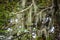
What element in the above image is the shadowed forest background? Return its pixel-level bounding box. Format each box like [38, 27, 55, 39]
[0, 0, 60, 40]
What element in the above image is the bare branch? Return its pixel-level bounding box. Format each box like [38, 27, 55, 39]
[15, 3, 33, 14]
[37, 6, 53, 21]
[32, 0, 38, 13]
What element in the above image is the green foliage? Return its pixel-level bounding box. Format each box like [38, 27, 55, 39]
[0, 0, 20, 27]
[36, 0, 52, 9]
[0, 0, 55, 40]
[36, 36, 42, 40]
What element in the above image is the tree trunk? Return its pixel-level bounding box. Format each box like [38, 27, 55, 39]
[53, 0, 60, 40]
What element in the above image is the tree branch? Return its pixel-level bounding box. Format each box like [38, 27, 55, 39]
[15, 3, 33, 14]
[37, 6, 53, 21]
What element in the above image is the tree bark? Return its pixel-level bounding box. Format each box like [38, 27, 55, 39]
[53, 0, 60, 40]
